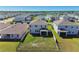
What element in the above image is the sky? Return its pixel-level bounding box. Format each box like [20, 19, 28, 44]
[0, 6, 79, 11]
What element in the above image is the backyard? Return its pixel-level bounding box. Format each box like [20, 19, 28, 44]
[17, 33, 59, 52]
[47, 23, 79, 52]
[61, 38, 79, 52]
[49, 21, 79, 52]
[0, 42, 19, 52]
[16, 22, 79, 52]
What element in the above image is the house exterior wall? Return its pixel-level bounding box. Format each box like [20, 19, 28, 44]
[29, 24, 47, 34]
[0, 31, 26, 40]
[0, 34, 20, 39]
[58, 25, 79, 35]
[10, 34, 20, 39]
[14, 16, 25, 21]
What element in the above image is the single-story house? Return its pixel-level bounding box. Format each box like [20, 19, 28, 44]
[0, 17, 15, 24]
[0, 23, 28, 41]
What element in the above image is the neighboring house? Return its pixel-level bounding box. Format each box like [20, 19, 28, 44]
[36, 15, 46, 20]
[59, 14, 79, 21]
[0, 23, 28, 41]
[14, 14, 29, 23]
[14, 14, 32, 24]
[36, 15, 55, 22]
[45, 15, 51, 21]
[0, 15, 6, 20]
[14, 15, 25, 22]
[29, 19, 52, 36]
[25, 16, 32, 24]
[53, 19, 79, 37]
[51, 17, 56, 22]
[59, 15, 69, 20]
[0, 17, 15, 24]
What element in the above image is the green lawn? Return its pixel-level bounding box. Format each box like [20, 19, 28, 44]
[17, 22, 79, 52]
[17, 33, 59, 52]
[61, 38, 79, 52]
[47, 24, 63, 51]
[47, 24, 79, 51]
[47, 24, 62, 43]
[0, 42, 19, 52]
[47, 22, 79, 52]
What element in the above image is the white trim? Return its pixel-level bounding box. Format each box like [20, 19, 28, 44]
[40, 30, 48, 36]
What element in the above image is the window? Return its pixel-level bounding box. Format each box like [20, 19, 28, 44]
[76, 26, 78, 29]
[41, 25, 42, 28]
[72, 32, 74, 33]
[60, 28, 65, 30]
[29, 25, 31, 27]
[12, 34, 13, 37]
[68, 31, 71, 33]
[30, 29, 31, 32]
[35, 25, 37, 27]
[35, 30, 39, 32]
[7, 34, 10, 37]
[17, 35, 19, 37]
[45, 25, 46, 28]
[41, 25, 46, 28]
[65, 26, 68, 28]
[71, 26, 73, 28]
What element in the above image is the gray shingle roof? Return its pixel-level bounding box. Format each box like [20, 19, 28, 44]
[54, 19, 79, 26]
[30, 19, 47, 25]
[0, 23, 10, 30]
[0, 23, 28, 34]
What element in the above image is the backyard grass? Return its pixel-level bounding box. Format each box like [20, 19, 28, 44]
[47, 24, 62, 43]
[47, 24, 64, 51]
[0, 42, 19, 52]
[17, 22, 79, 52]
[17, 33, 59, 52]
[47, 22, 79, 52]
[61, 38, 79, 52]
[47, 24, 79, 51]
